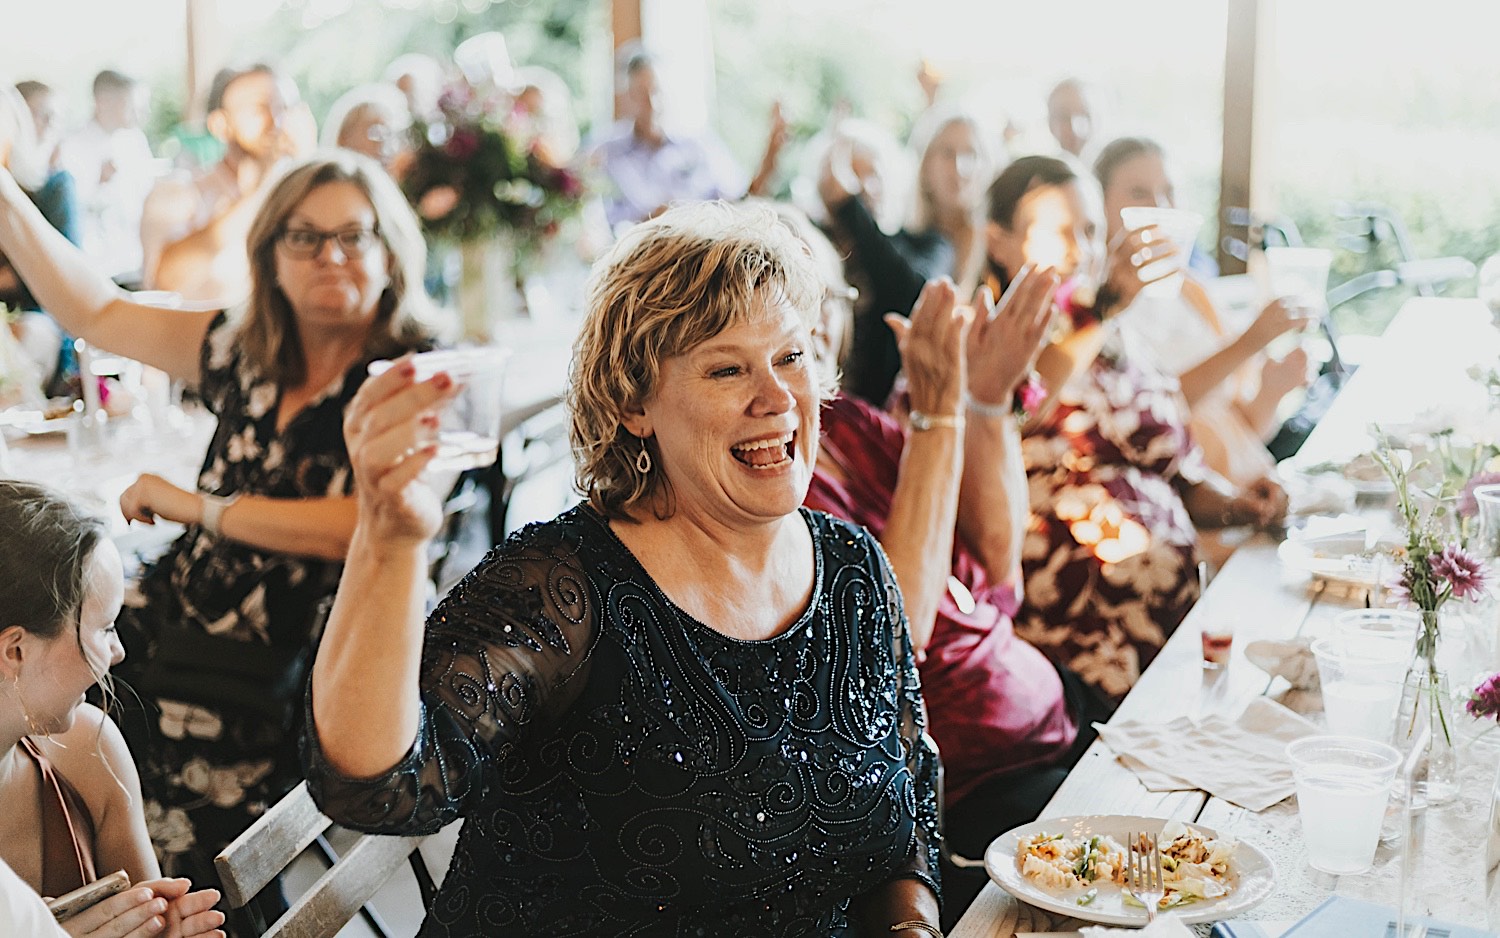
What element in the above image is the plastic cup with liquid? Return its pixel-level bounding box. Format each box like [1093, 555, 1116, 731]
[1119, 206, 1203, 299]
[368, 347, 509, 471]
[1287, 735, 1402, 875]
[1311, 636, 1408, 742]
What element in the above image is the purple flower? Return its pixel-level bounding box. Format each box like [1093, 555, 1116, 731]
[1431, 543, 1488, 601]
[1460, 470, 1500, 518]
[1469, 671, 1500, 721]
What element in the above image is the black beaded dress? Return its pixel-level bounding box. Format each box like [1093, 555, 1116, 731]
[303, 504, 940, 937]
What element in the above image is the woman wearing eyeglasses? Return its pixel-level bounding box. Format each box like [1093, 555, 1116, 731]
[0, 151, 438, 930]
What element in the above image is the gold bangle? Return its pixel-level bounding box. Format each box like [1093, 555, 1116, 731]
[908, 411, 964, 432]
[889, 922, 943, 937]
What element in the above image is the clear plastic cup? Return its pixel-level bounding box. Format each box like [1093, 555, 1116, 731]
[1265, 246, 1332, 316]
[368, 347, 510, 471]
[1332, 609, 1420, 654]
[1311, 637, 1408, 742]
[1119, 206, 1203, 299]
[1287, 735, 1402, 875]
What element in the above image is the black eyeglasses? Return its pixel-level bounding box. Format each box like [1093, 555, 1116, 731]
[277, 227, 381, 259]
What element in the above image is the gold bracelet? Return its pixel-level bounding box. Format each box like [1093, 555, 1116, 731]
[908, 411, 964, 432]
[889, 921, 943, 937]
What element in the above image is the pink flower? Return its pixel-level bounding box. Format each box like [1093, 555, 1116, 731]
[445, 128, 480, 160]
[1015, 372, 1047, 418]
[1431, 543, 1488, 601]
[1469, 671, 1500, 721]
[417, 185, 461, 220]
[1460, 471, 1500, 518]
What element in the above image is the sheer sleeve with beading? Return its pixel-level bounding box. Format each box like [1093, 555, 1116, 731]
[303, 524, 601, 834]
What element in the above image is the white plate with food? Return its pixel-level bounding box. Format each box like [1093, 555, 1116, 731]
[984, 815, 1275, 927]
[1285, 452, 1395, 496]
[1277, 524, 1402, 588]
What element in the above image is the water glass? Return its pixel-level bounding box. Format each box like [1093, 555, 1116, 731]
[368, 347, 509, 472]
[1119, 206, 1203, 299]
[1287, 735, 1402, 875]
[1311, 637, 1408, 742]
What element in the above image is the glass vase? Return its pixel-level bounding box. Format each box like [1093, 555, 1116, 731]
[1399, 610, 1460, 805]
[457, 235, 521, 342]
[1488, 754, 1500, 930]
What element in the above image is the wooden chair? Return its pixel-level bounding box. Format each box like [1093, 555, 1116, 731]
[215, 781, 433, 938]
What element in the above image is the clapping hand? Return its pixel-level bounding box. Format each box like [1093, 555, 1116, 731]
[342, 356, 460, 547]
[884, 279, 971, 420]
[966, 264, 1060, 409]
[60, 879, 224, 938]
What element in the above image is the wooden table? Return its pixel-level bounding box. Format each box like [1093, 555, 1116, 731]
[951, 298, 1500, 936]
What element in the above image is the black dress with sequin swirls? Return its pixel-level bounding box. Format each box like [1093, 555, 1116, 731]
[303, 505, 940, 937]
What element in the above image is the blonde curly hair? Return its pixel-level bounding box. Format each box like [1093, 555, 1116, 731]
[570, 200, 825, 521]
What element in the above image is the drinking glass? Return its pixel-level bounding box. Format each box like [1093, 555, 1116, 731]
[1311, 637, 1408, 742]
[1287, 735, 1402, 875]
[368, 347, 509, 472]
[1119, 206, 1203, 299]
[1333, 609, 1420, 653]
[1474, 484, 1500, 559]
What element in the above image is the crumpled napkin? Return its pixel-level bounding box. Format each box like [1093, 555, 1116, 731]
[1080, 917, 1196, 937]
[1094, 697, 1319, 811]
[1244, 636, 1319, 689]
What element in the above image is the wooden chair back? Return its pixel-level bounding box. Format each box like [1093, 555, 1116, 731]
[215, 781, 429, 938]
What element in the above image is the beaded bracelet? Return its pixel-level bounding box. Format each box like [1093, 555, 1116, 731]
[888, 921, 943, 937]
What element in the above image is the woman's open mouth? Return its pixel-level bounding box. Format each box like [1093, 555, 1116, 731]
[730, 431, 796, 471]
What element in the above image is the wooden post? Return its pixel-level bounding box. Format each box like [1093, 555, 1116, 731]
[1218, 0, 1276, 274]
[185, 0, 225, 124]
[610, 0, 643, 120]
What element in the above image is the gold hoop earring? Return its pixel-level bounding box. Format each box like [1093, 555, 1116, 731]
[635, 438, 652, 475]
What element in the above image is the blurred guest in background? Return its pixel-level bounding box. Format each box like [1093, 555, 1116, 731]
[322, 83, 412, 179]
[59, 70, 157, 285]
[818, 109, 994, 405]
[589, 46, 784, 234]
[1046, 77, 1099, 163]
[141, 64, 314, 304]
[982, 156, 1285, 707]
[1095, 136, 1312, 491]
[382, 53, 446, 124]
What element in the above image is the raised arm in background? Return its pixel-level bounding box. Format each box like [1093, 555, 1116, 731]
[0, 167, 215, 383]
[957, 267, 1059, 584]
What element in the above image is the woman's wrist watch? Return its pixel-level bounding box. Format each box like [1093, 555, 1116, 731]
[200, 493, 240, 536]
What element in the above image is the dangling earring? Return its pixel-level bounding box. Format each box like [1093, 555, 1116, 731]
[635, 437, 652, 475]
[11, 680, 47, 739]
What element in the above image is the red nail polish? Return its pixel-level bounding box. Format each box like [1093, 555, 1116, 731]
[435, 372, 454, 390]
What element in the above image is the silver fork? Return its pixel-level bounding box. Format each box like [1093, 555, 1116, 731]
[1125, 831, 1165, 923]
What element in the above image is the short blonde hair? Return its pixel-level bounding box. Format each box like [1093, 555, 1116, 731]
[241, 151, 437, 386]
[570, 200, 823, 521]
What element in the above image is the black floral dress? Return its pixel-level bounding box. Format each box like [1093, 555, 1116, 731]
[303, 505, 941, 937]
[116, 312, 417, 886]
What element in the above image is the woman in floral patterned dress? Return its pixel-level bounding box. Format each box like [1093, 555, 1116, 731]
[0, 152, 437, 930]
[979, 156, 1287, 706]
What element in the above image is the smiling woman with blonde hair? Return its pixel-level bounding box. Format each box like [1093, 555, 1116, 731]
[305, 200, 943, 937]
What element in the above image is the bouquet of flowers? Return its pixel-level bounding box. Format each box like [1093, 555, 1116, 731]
[402, 82, 584, 261]
[1374, 438, 1489, 745]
